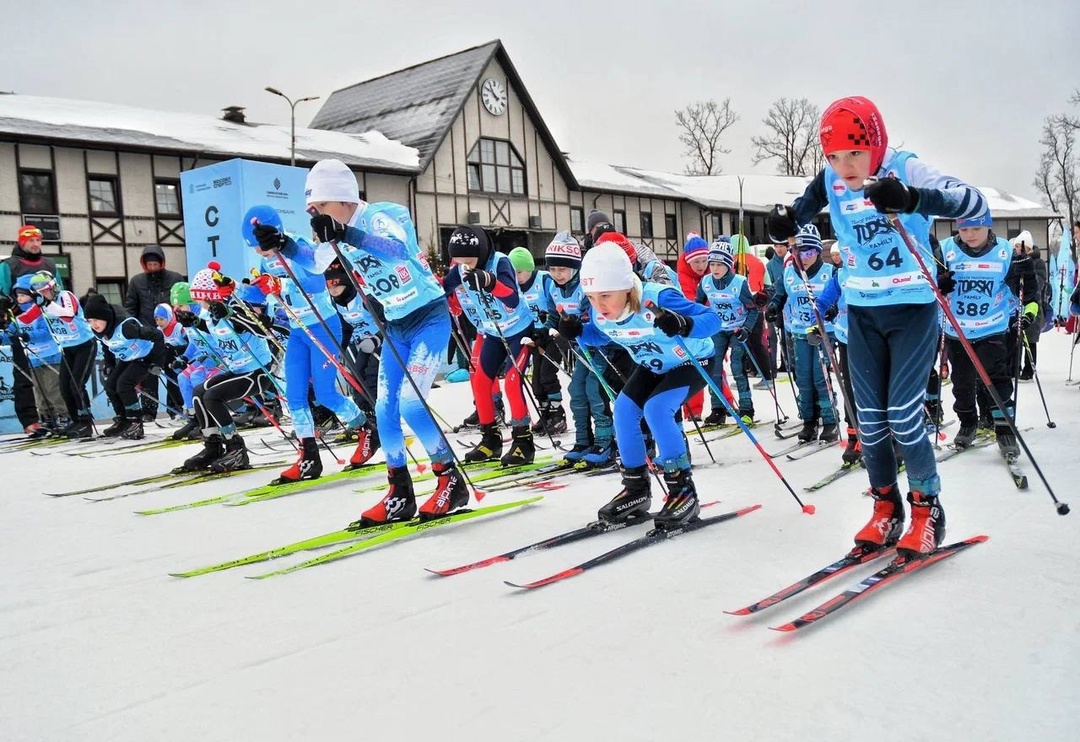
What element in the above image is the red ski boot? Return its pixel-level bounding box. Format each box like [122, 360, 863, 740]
[276, 437, 323, 483]
[355, 467, 416, 527]
[896, 491, 946, 558]
[418, 461, 470, 520]
[854, 484, 904, 548]
[347, 421, 381, 469]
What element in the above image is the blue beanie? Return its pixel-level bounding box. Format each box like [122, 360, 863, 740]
[683, 234, 709, 259]
[708, 239, 734, 269]
[153, 303, 174, 323]
[957, 211, 993, 229]
[795, 224, 823, 253]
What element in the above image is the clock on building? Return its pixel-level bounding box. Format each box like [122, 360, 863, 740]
[481, 78, 507, 116]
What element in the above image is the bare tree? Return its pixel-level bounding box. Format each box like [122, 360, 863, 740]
[1034, 108, 1080, 260]
[750, 97, 823, 176]
[675, 98, 739, 176]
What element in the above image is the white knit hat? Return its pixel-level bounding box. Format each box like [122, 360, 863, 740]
[579, 242, 635, 293]
[305, 159, 360, 204]
[189, 267, 221, 302]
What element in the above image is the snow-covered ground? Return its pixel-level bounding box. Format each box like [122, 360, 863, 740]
[3, 333, 1079, 742]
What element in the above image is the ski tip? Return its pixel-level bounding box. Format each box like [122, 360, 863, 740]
[741, 504, 764, 515]
[424, 567, 452, 577]
[769, 624, 797, 633]
[724, 608, 752, 616]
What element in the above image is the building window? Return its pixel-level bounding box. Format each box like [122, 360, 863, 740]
[1004, 220, 1022, 239]
[570, 207, 584, 234]
[466, 138, 527, 196]
[19, 170, 56, 214]
[640, 212, 653, 239]
[88, 177, 120, 216]
[710, 214, 722, 238]
[614, 210, 626, 234]
[155, 180, 181, 216]
[664, 213, 678, 239]
[95, 280, 125, 306]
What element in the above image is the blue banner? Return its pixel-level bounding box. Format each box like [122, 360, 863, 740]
[180, 159, 311, 282]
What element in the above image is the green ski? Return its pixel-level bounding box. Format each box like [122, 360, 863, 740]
[247, 496, 544, 579]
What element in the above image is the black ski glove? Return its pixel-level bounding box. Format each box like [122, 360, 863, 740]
[765, 305, 780, 323]
[174, 309, 198, 328]
[558, 313, 584, 340]
[208, 302, 229, 321]
[865, 178, 920, 214]
[937, 269, 957, 295]
[767, 205, 798, 243]
[653, 308, 693, 337]
[253, 223, 287, 251]
[310, 214, 346, 243]
[823, 304, 839, 322]
[465, 269, 497, 292]
[734, 327, 750, 342]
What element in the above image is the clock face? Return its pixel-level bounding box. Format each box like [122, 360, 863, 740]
[481, 78, 507, 116]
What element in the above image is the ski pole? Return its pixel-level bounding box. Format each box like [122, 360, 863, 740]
[738, 335, 788, 424]
[661, 328, 814, 515]
[1022, 332, 1056, 429]
[644, 300, 811, 511]
[889, 214, 1068, 516]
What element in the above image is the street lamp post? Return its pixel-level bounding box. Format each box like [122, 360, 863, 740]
[265, 86, 320, 167]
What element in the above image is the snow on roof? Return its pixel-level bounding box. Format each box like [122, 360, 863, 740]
[567, 160, 684, 199]
[0, 94, 419, 172]
[978, 186, 1060, 220]
[571, 160, 1059, 219]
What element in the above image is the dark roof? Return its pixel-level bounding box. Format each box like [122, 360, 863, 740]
[310, 40, 577, 186]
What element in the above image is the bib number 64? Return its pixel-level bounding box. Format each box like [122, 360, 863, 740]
[867, 247, 903, 271]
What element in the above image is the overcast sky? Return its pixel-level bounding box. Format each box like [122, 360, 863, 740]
[5, 0, 1078, 201]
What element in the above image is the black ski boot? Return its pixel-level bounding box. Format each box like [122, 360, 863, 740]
[531, 402, 553, 436]
[654, 468, 701, 529]
[457, 408, 480, 431]
[102, 416, 126, 437]
[500, 426, 535, 467]
[172, 417, 200, 441]
[819, 422, 840, 443]
[996, 427, 1020, 459]
[277, 437, 323, 483]
[703, 409, 727, 427]
[797, 419, 818, 443]
[210, 435, 250, 473]
[598, 466, 652, 524]
[356, 466, 417, 526]
[546, 405, 568, 435]
[62, 417, 94, 439]
[464, 423, 502, 463]
[953, 424, 978, 449]
[841, 427, 861, 465]
[120, 419, 144, 440]
[179, 434, 225, 472]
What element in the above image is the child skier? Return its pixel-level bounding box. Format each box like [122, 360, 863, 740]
[696, 238, 759, 424]
[9, 275, 67, 431]
[177, 265, 276, 472]
[443, 225, 536, 466]
[938, 212, 1037, 455]
[82, 294, 167, 439]
[560, 242, 720, 527]
[511, 246, 566, 436]
[767, 95, 989, 557]
[22, 271, 97, 438]
[815, 247, 859, 464]
[542, 232, 608, 466]
[765, 224, 839, 443]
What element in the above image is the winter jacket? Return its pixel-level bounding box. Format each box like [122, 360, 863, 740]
[0, 244, 64, 296]
[124, 245, 184, 326]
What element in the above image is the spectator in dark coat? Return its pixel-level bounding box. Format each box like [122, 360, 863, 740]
[124, 245, 183, 419]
